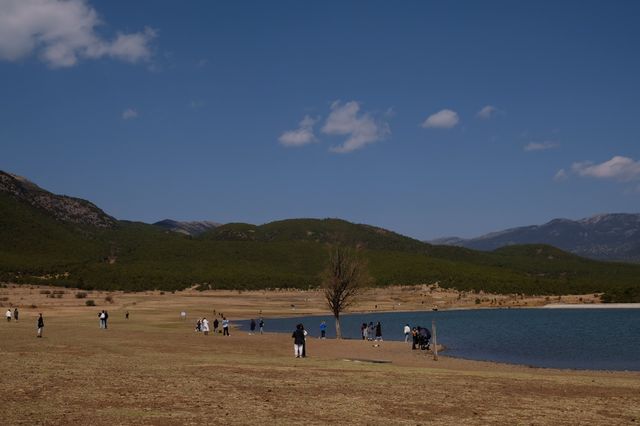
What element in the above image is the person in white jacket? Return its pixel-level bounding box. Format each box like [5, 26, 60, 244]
[202, 318, 210, 336]
[6, 309, 12, 322]
[404, 324, 411, 343]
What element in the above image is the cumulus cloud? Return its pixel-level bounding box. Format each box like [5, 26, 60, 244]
[524, 141, 558, 152]
[122, 108, 138, 120]
[0, 0, 156, 67]
[476, 105, 498, 119]
[279, 115, 318, 147]
[421, 109, 459, 129]
[570, 156, 640, 182]
[322, 101, 390, 153]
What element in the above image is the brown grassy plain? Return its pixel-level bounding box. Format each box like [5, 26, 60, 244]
[0, 285, 638, 425]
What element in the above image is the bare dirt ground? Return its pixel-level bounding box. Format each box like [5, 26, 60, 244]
[0, 284, 638, 425]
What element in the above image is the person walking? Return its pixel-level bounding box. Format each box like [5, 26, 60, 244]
[249, 318, 256, 335]
[259, 318, 264, 334]
[213, 318, 219, 333]
[368, 322, 375, 341]
[202, 318, 210, 336]
[36, 313, 44, 338]
[319, 321, 327, 339]
[375, 321, 383, 341]
[13, 308, 19, 321]
[292, 324, 305, 358]
[6, 308, 12, 322]
[222, 317, 230, 336]
[195, 319, 202, 332]
[403, 324, 411, 343]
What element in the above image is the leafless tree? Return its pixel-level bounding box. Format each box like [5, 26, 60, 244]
[322, 247, 370, 339]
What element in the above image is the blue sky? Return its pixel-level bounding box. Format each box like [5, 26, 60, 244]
[1, 0, 639, 239]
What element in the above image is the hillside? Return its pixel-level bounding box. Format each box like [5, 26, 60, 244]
[432, 214, 640, 262]
[1, 171, 640, 302]
[154, 219, 220, 236]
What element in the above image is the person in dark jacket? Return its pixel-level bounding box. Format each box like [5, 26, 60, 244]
[249, 318, 256, 335]
[292, 324, 306, 358]
[375, 321, 383, 341]
[13, 308, 19, 321]
[412, 327, 419, 350]
[37, 313, 44, 338]
[213, 318, 219, 333]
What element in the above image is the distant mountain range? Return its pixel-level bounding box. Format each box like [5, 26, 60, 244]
[1, 169, 640, 302]
[154, 219, 220, 236]
[0, 171, 116, 228]
[431, 214, 640, 262]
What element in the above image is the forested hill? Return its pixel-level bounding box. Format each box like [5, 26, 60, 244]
[1, 171, 639, 302]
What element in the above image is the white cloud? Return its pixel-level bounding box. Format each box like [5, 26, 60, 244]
[122, 108, 138, 120]
[421, 109, 459, 129]
[279, 115, 318, 147]
[554, 169, 567, 181]
[524, 141, 558, 152]
[322, 101, 390, 153]
[476, 105, 497, 119]
[571, 156, 640, 181]
[0, 0, 156, 68]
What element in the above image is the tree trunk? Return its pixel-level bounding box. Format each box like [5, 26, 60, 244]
[334, 315, 342, 339]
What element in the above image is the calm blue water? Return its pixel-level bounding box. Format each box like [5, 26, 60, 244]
[240, 309, 640, 371]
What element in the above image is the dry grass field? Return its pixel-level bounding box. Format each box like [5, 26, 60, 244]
[0, 285, 638, 425]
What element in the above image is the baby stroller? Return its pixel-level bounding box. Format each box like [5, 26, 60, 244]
[417, 326, 431, 350]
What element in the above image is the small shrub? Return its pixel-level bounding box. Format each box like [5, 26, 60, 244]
[55, 294, 63, 299]
[159, 291, 165, 295]
[475, 298, 481, 304]
[40, 290, 51, 295]
[0, 297, 8, 301]
[53, 290, 66, 295]
[105, 296, 114, 303]
[75, 292, 88, 299]
[30, 304, 37, 308]
[85, 300, 96, 306]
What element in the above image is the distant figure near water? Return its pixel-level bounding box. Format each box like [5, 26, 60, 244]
[259, 318, 264, 334]
[320, 321, 327, 339]
[222, 317, 230, 336]
[249, 318, 256, 335]
[292, 324, 305, 358]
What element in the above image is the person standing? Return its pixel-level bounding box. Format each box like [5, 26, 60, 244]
[36, 313, 44, 338]
[13, 308, 19, 321]
[361, 323, 367, 340]
[259, 318, 264, 334]
[368, 322, 375, 341]
[213, 318, 219, 333]
[222, 317, 230, 336]
[6, 308, 12, 322]
[403, 324, 411, 343]
[375, 321, 383, 341]
[292, 324, 305, 358]
[104, 311, 109, 329]
[125, 311, 129, 320]
[302, 324, 308, 357]
[202, 318, 210, 336]
[249, 318, 256, 335]
[319, 321, 327, 339]
[99, 311, 105, 329]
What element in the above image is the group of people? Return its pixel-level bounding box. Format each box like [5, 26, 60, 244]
[5, 309, 44, 337]
[248, 318, 264, 334]
[360, 321, 383, 341]
[5, 308, 18, 322]
[195, 315, 230, 336]
[404, 324, 431, 350]
[98, 310, 109, 329]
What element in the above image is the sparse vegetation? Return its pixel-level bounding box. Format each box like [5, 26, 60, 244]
[75, 292, 88, 299]
[85, 299, 96, 306]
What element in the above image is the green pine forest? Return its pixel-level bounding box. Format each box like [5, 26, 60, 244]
[1, 192, 639, 302]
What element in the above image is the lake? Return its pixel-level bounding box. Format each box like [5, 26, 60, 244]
[240, 308, 640, 371]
